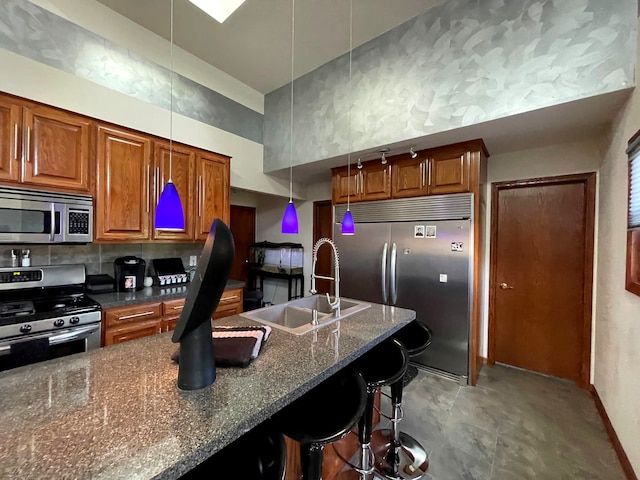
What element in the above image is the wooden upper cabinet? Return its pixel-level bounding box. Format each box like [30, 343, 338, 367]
[360, 162, 391, 201]
[22, 105, 90, 192]
[0, 97, 21, 183]
[391, 154, 428, 198]
[332, 165, 359, 204]
[196, 151, 230, 240]
[95, 125, 152, 241]
[428, 147, 470, 195]
[153, 141, 195, 241]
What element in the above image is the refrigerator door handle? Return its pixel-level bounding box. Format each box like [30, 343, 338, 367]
[390, 242, 398, 305]
[381, 242, 388, 304]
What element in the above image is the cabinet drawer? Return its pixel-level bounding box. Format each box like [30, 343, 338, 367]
[162, 298, 186, 316]
[213, 288, 243, 320]
[103, 319, 162, 346]
[104, 302, 162, 328]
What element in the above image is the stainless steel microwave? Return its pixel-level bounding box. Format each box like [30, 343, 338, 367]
[0, 186, 93, 244]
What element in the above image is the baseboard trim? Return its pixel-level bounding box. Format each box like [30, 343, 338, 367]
[589, 385, 638, 480]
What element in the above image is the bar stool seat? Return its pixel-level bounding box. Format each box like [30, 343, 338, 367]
[275, 370, 367, 480]
[180, 420, 286, 479]
[334, 338, 409, 479]
[374, 321, 432, 480]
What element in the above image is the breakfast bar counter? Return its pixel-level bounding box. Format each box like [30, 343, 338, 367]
[0, 303, 415, 479]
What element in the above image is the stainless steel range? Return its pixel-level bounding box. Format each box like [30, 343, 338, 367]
[0, 264, 101, 371]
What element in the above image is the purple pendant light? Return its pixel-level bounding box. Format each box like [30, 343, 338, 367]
[341, 0, 355, 236]
[281, 0, 299, 234]
[155, 0, 185, 231]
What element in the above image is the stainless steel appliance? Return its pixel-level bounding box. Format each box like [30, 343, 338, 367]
[334, 194, 473, 383]
[0, 264, 101, 371]
[0, 186, 93, 244]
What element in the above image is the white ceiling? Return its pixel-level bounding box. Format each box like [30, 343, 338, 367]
[96, 0, 443, 94]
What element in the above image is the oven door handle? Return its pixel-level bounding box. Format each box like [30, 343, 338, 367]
[0, 324, 101, 356]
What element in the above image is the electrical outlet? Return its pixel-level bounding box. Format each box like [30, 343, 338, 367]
[189, 255, 197, 267]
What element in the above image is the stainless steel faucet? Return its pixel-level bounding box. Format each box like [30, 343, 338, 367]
[310, 238, 340, 321]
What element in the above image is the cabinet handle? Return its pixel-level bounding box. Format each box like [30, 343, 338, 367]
[198, 175, 203, 217]
[13, 124, 19, 161]
[146, 164, 151, 213]
[427, 162, 432, 186]
[360, 172, 364, 194]
[165, 325, 169, 332]
[118, 311, 155, 321]
[221, 295, 239, 301]
[155, 167, 159, 198]
[25, 126, 31, 162]
[419, 163, 424, 188]
[158, 327, 162, 334]
[172, 305, 184, 310]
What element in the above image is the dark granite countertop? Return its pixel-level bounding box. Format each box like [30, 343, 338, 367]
[89, 280, 245, 309]
[0, 303, 415, 479]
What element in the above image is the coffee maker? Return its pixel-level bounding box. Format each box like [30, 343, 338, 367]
[114, 256, 146, 291]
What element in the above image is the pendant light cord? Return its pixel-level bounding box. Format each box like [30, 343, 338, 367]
[169, 0, 174, 182]
[346, 0, 352, 211]
[289, 0, 295, 203]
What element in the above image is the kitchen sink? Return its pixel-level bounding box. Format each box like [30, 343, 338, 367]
[240, 295, 371, 335]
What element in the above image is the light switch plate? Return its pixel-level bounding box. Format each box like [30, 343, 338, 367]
[189, 255, 197, 266]
[439, 274, 448, 283]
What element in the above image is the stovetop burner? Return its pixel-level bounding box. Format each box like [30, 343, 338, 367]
[0, 301, 35, 318]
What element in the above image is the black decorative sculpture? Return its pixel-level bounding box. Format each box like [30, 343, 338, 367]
[172, 219, 235, 390]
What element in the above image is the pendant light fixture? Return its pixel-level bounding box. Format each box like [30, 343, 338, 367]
[155, 0, 185, 231]
[341, 0, 355, 235]
[281, 0, 299, 234]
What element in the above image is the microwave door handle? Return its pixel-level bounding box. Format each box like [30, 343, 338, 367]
[50, 203, 56, 241]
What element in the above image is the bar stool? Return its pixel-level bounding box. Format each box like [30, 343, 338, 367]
[180, 420, 286, 479]
[374, 321, 432, 480]
[334, 338, 409, 479]
[274, 370, 367, 480]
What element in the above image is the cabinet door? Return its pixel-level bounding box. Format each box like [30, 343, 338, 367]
[23, 105, 90, 192]
[162, 298, 186, 317]
[152, 141, 195, 241]
[331, 166, 360, 204]
[96, 125, 152, 241]
[0, 97, 21, 183]
[195, 152, 230, 240]
[104, 319, 162, 346]
[161, 316, 180, 333]
[360, 163, 391, 201]
[392, 156, 428, 198]
[428, 149, 470, 195]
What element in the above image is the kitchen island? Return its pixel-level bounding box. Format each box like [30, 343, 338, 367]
[0, 303, 415, 479]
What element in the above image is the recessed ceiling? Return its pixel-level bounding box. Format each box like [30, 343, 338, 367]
[96, 0, 443, 94]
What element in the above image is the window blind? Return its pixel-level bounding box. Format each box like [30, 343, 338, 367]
[631, 154, 640, 228]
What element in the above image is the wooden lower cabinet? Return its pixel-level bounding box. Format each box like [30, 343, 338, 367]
[102, 291, 242, 346]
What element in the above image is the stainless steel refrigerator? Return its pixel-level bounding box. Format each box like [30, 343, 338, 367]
[334, 194, 473, 382]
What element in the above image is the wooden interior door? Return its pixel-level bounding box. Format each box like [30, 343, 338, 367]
[313, 200, 333, 295]
[229, 205, 256, 284]
[152, 141, 195, 241]
[489, 174, 595, 385]
[0, 97, 21, 183]
[23, 105, 90, 192]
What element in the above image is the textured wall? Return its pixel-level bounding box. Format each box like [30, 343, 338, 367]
[264, 0, 636, 172]
[0, 0, 263, 144]
[594, 16, 640, 473]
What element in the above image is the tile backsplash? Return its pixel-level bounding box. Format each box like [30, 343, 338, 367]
[0, 243, 204, 276]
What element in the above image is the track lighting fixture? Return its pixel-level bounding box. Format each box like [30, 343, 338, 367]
[357, 159, 362, 169]
[381, 151, 387, 165]
[410, 147, 417, 159]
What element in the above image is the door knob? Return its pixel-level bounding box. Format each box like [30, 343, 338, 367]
[500, 282, 513, 290]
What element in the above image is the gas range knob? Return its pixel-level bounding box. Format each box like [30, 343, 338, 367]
[19, 324, 32, 333]
[53, 319, 65, 328]
[69, 316, 80, 325]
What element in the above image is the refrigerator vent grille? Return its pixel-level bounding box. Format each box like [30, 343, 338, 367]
[334, 193, 473, 223]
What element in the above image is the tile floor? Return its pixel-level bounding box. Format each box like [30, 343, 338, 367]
[378, 364, 625, 480]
